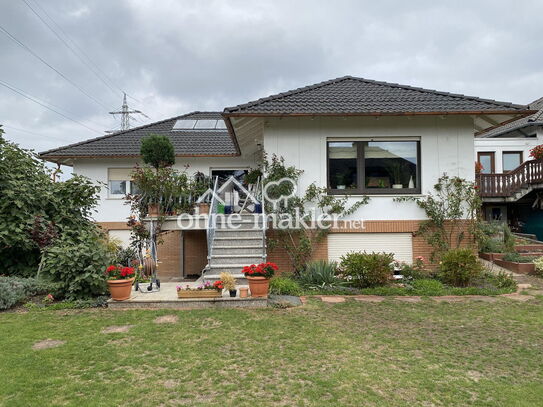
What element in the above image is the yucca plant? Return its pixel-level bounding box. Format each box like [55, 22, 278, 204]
[297, 260, 345, 289]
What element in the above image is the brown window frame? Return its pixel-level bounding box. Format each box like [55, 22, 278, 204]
[327, 140, 422, 195]
[477, 152, 495, 174]
[502, 151, 523, 173]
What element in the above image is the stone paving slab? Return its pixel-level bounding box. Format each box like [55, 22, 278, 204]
[320, 296, 346, 303]
[353, 295, 385, 303]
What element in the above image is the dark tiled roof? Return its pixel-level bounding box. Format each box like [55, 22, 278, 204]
[224, 76, 528, 115]
[478, 97, 543, 138]
[39, 111, 238, 161]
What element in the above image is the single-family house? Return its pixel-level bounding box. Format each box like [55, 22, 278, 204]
[475, 97, 543, 238]
[40, 76, 533, 280]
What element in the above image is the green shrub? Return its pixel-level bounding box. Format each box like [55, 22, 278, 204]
[269, 276, 302, 296]
[0, 277, 60, 310]
[439, 249, 483, 287]
[298, 260, 344, 289]
[140, 134, 175, 169]
[480, 238, 505, 253]
[42, 229, 111, 299]
[533, 257, 543, 277]
[411, 279, 445, 295]
[502, 252, 537, 263]
[340, 252, 394, 288]
[488, 271, 518, 290]
[113, 246, 138, 267]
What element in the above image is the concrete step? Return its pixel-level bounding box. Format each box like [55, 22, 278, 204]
[213, 236, 263, 246]
[214, 229, 263, 238]
[213, 246, 264, 255]
[216, 225, 263, 231]
[210, 254, 264, 265]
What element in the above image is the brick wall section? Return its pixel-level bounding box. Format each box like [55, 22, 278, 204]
[97, 222, 130, 231]
[156, 230, 182, 280]
[183, 230, 208, 277]
[267, 220, 474, 273]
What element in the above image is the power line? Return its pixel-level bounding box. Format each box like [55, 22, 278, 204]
[0, 79, 102, 134]
[0, 80, 111, 129]
[21, 0, 120, 99]
[109, 93, 149, 131]
[25, 0, 145, 108]
[0, 23, 111, 112]
[2, 124, 73, 142]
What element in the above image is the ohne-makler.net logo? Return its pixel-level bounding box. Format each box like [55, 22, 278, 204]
[176, 176, 365, 231]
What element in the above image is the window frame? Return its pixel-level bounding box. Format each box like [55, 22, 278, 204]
[327, 140, 422, 195]
[107, 168, 136, 199]
[502, 151, 523, 173]
[477, 152, 495, 174]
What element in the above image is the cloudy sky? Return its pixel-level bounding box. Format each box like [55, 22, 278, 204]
[1, 0, 543, 155]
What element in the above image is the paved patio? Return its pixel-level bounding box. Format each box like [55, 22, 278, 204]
[107, 282, 266, 310]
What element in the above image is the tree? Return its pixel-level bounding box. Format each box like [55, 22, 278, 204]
[140, 134, 175, 170]
[0, 130, 112, 298]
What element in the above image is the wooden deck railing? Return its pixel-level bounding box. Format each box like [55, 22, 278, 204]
[476, 159, 543, 197]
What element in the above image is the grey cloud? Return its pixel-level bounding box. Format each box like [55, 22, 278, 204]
[1, 0, 542, 154]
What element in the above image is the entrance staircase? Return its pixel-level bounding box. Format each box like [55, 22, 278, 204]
[201, 176, 267, 283]
[203, 214, 266, 283]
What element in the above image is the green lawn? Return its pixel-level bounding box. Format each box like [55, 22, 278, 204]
[1, 298, 543, 406]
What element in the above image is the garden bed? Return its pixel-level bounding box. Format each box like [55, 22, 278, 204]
[494, 259, 536, 274]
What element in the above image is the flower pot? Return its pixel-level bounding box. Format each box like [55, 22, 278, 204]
[148, 204, 160, 217]
[247, 276, 269, 298]
[254, 204, 262, 214]
[229, 289, 237, 298]
[239, 287, 249, 298]
[198, 203, 210, 215]
[107, 277, 135, 301]
[177, 290, 221, 299]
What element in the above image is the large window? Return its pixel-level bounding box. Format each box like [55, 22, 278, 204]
[328, 140, 420, 194]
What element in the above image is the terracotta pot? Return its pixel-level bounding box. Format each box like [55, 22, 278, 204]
[148, 203, 160, 217]
[107, 277, 135, 301]
[247, 276, 269, 298]
[239, 287, 249, 298]
[198, 203, 210, 215]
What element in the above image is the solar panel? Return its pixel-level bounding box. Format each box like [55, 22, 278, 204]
[173, 119, 197, 129]
[194, 120, 218, 129]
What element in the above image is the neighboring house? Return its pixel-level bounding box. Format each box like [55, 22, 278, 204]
[475, 97, 543, 238]
[40, 76, 532, 280]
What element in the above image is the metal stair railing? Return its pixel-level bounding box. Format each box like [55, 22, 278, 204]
[206, 176, 219, 261]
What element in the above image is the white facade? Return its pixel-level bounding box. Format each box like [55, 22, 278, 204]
[263, 115, 475, 221]
[474, 128, 543, 174]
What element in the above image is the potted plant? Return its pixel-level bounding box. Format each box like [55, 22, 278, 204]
[335, 173, 347, 189]
[385, 160, 404, 189]
[105, 265, 136, 301]
[176, 280, 223, 298]
[220, 272, 237, 297]
[530, 144, 543, 160]
[242, 262, 278, 297]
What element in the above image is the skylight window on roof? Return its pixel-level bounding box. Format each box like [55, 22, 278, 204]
[173, 119, 197, 129]
[216, 120, 227, 129]
[194, 120, 218, 129]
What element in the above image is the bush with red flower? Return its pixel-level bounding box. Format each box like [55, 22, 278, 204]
[105, 265, 135, 280]
[530, 145, 543, 160]
[242, 262, 278, 279]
